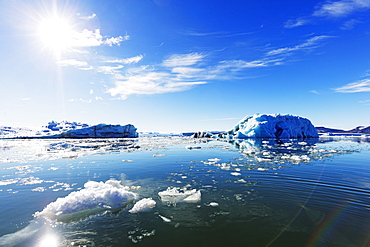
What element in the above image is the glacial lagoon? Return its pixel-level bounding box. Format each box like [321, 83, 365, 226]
[0, 137, 369, 246]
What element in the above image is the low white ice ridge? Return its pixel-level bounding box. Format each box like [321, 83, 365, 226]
[158, 187, 201, 203]
[35, 180, 136, 221]
[129, 198, 156, 213]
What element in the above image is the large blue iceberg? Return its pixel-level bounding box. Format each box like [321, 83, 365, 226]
[222, 114, 318, 139]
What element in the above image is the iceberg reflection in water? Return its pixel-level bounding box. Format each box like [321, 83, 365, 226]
[0, 137, 369, 246]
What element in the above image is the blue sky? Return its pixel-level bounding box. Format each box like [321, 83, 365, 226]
[0, 0, 369, 132]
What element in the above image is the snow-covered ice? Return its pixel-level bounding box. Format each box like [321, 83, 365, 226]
[129, 198, 156, 213]
[34, 180, 136, 221]
[158, 187, 201, 203]
[60, 124, 138, 138]
[221, 114, 318, 139]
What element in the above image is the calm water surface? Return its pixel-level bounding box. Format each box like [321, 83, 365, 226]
[0, 137, 369, 247]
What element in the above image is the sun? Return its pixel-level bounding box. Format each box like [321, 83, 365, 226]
[37, 16, 75, 53]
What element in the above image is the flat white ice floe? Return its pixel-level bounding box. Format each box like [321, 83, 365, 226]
[34, 180, 136, 221]
[158, 187, 201, 203]
[221, 114, 319, 139]
[129, 198, 156, 213]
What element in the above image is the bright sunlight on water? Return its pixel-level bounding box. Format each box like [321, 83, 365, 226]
[0, 136, 369, 247]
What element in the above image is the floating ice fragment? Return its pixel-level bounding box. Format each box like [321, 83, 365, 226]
[208, 202, 219, 207]
[230, 172, 241, 176]
[208, 158, 221, 162]
[183, 190, 201, 203]
[153, 154, 165, 157]
[220, 163, 231, 170]
[158, 187, 201, 203]
[34, 180, 136, 221]
[158, 215, 171, 222]
[129, 198, 156, 213]
[257, 168, 268, 171]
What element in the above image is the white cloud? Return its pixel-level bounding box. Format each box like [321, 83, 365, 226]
[104, 55, 144, 64]
[284, 18, 310, 28]
[89, 89, 94, 95]
[97, 65, 124, 74]
[78, 66, 94, 70]
[162, 53, 205, 67]
[78, 13, 96, 20]
[56, 59, 88, 67]
[69, 98, 92, 103]
[104, 35, 130, 46]
[341, 19, 363, 30]
[266, 35, 332, 56]
[313, 0, 370, 17]
[106, 66, 207, 100]
[70, 29, 128, 47]
[285, 0, 370, 28]
[334, 78, 370, 93]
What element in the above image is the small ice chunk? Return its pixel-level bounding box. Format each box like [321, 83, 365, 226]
[208, 202, 219, 207]
[230, 172, 241, 176]
[257, 168, 267, 171]
[208, 158, 221, 162]
[129, 198, 156, 213]
[220, 163, 231, 170]
[183, 190, 201, 203]
[158, 187, 201, 203]
[158, 215, 171, 222]
[153, 154, 165, 157]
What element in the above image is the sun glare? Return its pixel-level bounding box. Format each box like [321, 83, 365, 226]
[37, 16, 75, 53]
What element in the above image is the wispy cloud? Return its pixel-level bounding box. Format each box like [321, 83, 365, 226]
[106, 67, 207, 100]
[69, 98, 92, 103]
[162, 53, 205, 67]
[105, 50, 289, 100]
[313, 0, 370, 17]
[359, 99, 370, 105]
[97, 65, 124, 74]
[310, 90, 321, 94]
[78, 13, 96, 20]
[104, 55, 143, 64]
[334, 78, 370, 93]
[284, 18, 310, 28]
[285, 0, 370, 28]
[266, 35, 333, 56]
[341, 19, 363, 30]
[56, 59, 88, 67]
[181, 29, 255, 38]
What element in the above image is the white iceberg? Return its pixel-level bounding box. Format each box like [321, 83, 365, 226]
[60, 124, 138, 138]
[129, 198, 156, 213]
[35, 180, 136, 221]
[222, 114, 318, 139]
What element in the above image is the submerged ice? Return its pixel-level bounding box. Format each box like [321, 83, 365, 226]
[35, 180, 136, 221]
[221, 114, 318, 139]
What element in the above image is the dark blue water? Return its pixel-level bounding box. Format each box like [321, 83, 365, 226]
[0, 137, 369, 246]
